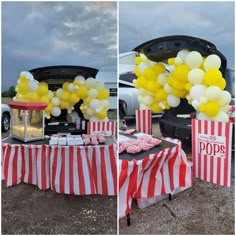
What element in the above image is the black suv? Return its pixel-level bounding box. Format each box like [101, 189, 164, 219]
[133, 35, 234, 153]
[29, 65, 98, 134]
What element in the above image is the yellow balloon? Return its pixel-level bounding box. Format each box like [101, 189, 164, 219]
[97, 89, 109, 100]
[61, 91, 71, 101]
[85, 97, 92, 103]
[18, 82, 30, 94]
[147, 81, 160, 93]
[134, 57, 143, 65]
[45, 103, 53, 113]
[70, 93, 80, 104]
[153, 63, 166, 74]
[185, 83, 193, 91]
[204, 68, 222, 86]
[218, 78, 226, 90]
[40, 96, 50, 104]
[151, 103, 163, 113]
[97, 109, 107, 119]
[144, 67, 156, 80]
[60, 100, 70, 109]
[199, 104, 205, 112]
[134, 65, 142, 77]
[28, 92, 39, 102]
[37, 84, 48, 96]
[168, 58, 175, 65]
[172, 88, 186, 98]
[63, 82, 70, 91]
[173, 64, 190, 81]
[172, 79, 186, 90]
[155, 89, 167, 101]
[76, 85, 88, 99]
[204, 101, 220, 117]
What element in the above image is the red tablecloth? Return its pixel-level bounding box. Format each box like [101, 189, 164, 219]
[119, 138, 193, 218]
[2, 143, 117, 196]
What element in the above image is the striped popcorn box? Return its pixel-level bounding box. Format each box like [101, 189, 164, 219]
[192, 119, 233, 187]
[87, 121, 116, 136]
[136, 109, 152, 135]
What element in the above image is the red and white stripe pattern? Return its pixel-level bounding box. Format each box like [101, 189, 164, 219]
[2, 144, 50, 189]
[119, 140, 193, 218]
[2, 143, 117, 196]
[87, 121, 116, 136]
[135, 109, 152, 135]
[192, 119, 233, 187]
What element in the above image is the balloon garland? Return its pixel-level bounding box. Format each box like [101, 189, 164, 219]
[14, 72, 110, 121]
[133, 50, 232, 122]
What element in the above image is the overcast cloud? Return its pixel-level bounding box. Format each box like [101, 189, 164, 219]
[1, 1, 117, 91]
[119, 1, 235, 69]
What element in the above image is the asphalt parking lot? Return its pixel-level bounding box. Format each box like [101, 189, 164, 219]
[119, 117, 235, 235]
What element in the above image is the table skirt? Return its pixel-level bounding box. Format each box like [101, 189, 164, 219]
[119, 138, 193, 218]
[2, 143, 117, 196]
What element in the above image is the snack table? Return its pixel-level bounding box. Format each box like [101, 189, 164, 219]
[1, 136, 117, 196]
[118, 133, 193, 219]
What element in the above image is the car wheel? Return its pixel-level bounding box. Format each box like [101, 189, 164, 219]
[2, 113, 10, 132]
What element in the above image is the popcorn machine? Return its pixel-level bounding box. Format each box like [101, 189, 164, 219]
[9, 101, 47, 142]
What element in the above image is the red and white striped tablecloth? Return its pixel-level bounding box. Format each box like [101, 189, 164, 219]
[2, 143, 117, 196]
[119, 138, 193, 218]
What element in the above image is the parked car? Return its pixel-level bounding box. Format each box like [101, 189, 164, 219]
[1, 104, 11, 132]
[119, 73, 139, 117]
[29, 65, 98, 134]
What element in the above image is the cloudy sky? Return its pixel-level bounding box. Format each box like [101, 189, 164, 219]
[119, 1, 235, 68]
[1, 1, 117, 91]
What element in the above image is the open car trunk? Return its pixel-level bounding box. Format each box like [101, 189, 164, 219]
[29, 65, 98, 134]
[133, 35, 228, 153]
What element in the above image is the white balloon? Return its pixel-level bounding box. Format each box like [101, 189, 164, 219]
[164, 83, 173, 94]
[203, 54, 221, 71]
[220, 104, 230, 112]
[199, 96, 208, 104]
[51, 107, 61, 117]
[188, 68, 205, 85]
[143, 95, 153, 106]
[87, 108, 95, 116]
[197, 112, 212, 121]
[190, 85, 207, 100]
[218, 90, 231, 106]
[157, 73, 168, 85]
[87, 88, 98, 99]
[177, 49, 190, 60]
[185, 51, 203, 69]
[213, 111, 229, 122]
[89, 99, 100, 109]
[85, 77, 96, 89]
[100, 100, 109, 108]
[28, 80, 39, 91]
[51, 97, 60, 106]
[56, 88, 63, 98]
[68, 83, 75, 92]
[140, 53, 148, 60]
[74, 75, 85, 84]
[192, 99, 200, 109]
[167, 95, 180, 107]
[90, 117, 99, 122]
[48, 90, 54, 99]
[140, 103, 150, 110]
[205, 86, 221, 101]
[138, 88, 148, 96]
[138, 62, 149, 74]
[174, 56, 183, 65]
[21, 71, 34, 81]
